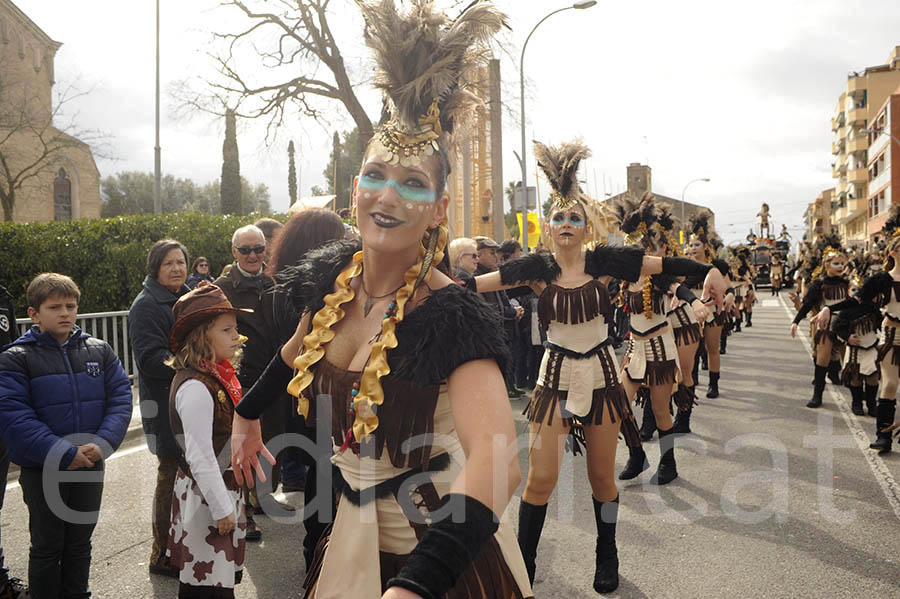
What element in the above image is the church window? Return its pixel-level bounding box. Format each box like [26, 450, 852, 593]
[54, 168, 72, 221]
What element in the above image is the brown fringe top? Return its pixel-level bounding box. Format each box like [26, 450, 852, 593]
[623, 286, 667, 316]
[538, 279, 610, 330]
[852, 312, 881, 336]
[822, 279, 849, 302]
[305, 358, 441, 470]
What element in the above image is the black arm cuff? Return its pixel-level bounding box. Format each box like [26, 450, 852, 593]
[661, 257, 712, 277]
[386, 493, 499, 599]
[675, 284, 698, 304]
[235, 347, 293, 420]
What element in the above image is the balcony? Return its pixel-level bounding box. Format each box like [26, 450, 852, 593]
[833, 139, 845, 155]
[848, 76, 866, 93]
[847, 136, 867, 154]
[848, 107, 867, 125]
[837, 125, 849, 141]
[849, 167, 868, 184]
[832, 162, 847, 178]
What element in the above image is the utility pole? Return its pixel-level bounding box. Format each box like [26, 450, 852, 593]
[154, 0, 161, 213]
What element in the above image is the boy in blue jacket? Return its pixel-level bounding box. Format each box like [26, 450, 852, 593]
[0, 273, 132, 599]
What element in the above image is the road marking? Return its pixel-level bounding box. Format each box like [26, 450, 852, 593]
[780, 295, 900, 521]
[5, 443, 148, 493]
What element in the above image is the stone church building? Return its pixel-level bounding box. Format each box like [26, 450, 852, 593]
[0, 0, 100, 222]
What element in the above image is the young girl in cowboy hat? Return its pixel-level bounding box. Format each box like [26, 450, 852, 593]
[165, 282, 252, 598]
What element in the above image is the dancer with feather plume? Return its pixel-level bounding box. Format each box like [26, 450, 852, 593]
[473, 139, 729, 593]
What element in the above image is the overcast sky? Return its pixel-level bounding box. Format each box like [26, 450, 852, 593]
[16, 0, 900, 244]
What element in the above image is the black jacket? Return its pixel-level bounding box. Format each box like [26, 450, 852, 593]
[128, 276, 189, 457]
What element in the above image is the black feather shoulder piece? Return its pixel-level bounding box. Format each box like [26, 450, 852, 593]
[585, 245, 645, 282]
[390, 284, 510, 386]
[275, 239, 362, 313]
[499, 252, 560, 286]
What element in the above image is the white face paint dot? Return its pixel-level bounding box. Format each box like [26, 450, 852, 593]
[406, 203, 413, 210]
[364, 192, 371, 199]
[418, 205, 425, 212]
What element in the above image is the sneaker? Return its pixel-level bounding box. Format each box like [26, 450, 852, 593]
[255, 493, 297, 514]
[0, 577, 28, 599]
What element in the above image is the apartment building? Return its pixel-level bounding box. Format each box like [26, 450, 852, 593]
[865, 84, 900, 244]
[805, 188, 834, 241]
[830, 46, 900, 247]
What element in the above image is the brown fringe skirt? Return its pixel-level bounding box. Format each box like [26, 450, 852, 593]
[668, 304, 702, 346]
[624, 334, 679, 386]
[525, 384, 641, 449]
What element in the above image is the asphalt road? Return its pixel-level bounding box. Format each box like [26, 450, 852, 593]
[3, 294, 900, 598]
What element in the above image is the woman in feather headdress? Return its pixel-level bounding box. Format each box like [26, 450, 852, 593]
[473, 140, 729, 593]
[612, 193, 709, 483]
[685, 213, 733, 399]
[227, 2, 535, 598]
[790, 232, 849, 408]
[815, 206, 900, 451]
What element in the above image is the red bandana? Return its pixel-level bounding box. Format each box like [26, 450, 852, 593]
[200, 359, 242, 406]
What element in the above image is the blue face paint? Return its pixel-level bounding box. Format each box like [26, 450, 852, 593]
[549, 213, 586, 227]
[358, 174, 437, 204]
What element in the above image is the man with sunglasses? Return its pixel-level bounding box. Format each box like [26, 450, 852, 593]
[214, 225, 288, 540]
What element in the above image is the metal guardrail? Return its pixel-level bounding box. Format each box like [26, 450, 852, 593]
[16, 311, 139, 382]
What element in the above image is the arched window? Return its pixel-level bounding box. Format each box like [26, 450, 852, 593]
[54, 168, 72, 221]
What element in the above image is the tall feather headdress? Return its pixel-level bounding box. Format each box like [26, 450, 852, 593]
[533, 139, 591, 210]
[688, 211, 714, 244]
[357, 0, 508, 167]
[613, 193, 658, 249]
[883, 205, 900, 241]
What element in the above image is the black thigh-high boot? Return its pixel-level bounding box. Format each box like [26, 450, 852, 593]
[651, 426, 678, 485]
[639, 397, 656, 441]
[869, 399, 896, 453]
[865, 382, 878, 417]
[618, 445, 649, 480]
[517, 500, 548, 586]
[706, 372, 720, 398]
[592, 495, 619, 594]
[849, 386, 865, 416]
[808, 365, 827, 408]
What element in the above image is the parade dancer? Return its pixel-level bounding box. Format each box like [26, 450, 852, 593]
[474, 141, 727, 593]
[790, 236, 849, 408]
[816, 209, 900, 451]
[686, 214, 731, 399]
[656, 206, 707, 435]
[229, 3, 536, 598]
[770, 252, 785, 296]
[832, 274, 880, 416]
[612, 195, 706, 483]
[737, 249, 756, 328]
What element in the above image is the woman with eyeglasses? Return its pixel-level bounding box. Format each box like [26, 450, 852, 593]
[473, 140, 728, 593]
[186, 256, 215, 289]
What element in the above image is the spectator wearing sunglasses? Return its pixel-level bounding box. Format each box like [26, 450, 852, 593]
[214, 225, 282, 541]
[186, 257, 215, 289]
[448, 237, 478, 289]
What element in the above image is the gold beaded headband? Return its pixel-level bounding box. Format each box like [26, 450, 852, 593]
[370, 99, 443, 167]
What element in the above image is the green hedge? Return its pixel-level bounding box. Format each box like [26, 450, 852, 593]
[1, 212, 286, 315]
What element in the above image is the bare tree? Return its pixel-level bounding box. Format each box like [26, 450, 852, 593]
[0, 74, 109, 221]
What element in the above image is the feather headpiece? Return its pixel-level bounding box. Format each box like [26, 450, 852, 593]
[358, 0, 508, 167]
[533, 139, 591, 210]
[883, 205, 900, 241]
[688, 211, 714, 244]
[614, 193, 658, 249]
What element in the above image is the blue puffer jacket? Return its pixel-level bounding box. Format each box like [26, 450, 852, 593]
[0, 325, 133, 469]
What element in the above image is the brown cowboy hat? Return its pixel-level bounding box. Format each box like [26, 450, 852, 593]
[169, 282, 252, 352]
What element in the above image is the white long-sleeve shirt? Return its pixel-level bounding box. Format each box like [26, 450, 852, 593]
[175, 379, 234, 521]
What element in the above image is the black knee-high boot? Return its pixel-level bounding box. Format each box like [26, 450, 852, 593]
[720, 327, 728, 354]
[746, 311, 752, 327]
[865, 382, 878, 417]
[700, 344, 708, 371]
[706, 372, 720, 398]
[639, 397, 656, 441]
[651, 426, 678, 485]
[869, 399, 896, 453]
[592, 495, 619, 594]
[849, 386, 865, 416]
[807, 365, 827, 408]
[618, 445, 649, 480]
[517, 500, 548, 585]
[671, 384, 695, 434]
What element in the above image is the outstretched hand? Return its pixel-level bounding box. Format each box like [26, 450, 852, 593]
[790, 323, 798, 338]
[702, 268, 729, 312]
[231, 413, 276, 488]
[813, 307, 831, 330]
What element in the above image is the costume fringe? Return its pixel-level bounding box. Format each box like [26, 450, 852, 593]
[851, 313, 880, 337]
[814, 329, 838, 347]
[537, 279, 609, 330]
[671, 383, 696, 411]
[673, 322, 702, 346]
[644, 359, 678, 387]
[624, 288, 667, 316]
[822, 281, 849, 302]
[634, 386, 650, 407]
[841, 358, 860, 387]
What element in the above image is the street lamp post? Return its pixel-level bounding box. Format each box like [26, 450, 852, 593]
[680, 177, 710, 241]
[519, 1, 597, 253]
[154, 0, 161, 214]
